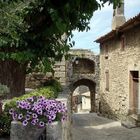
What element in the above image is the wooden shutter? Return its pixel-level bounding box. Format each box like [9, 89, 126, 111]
[105, 70, 109, 91]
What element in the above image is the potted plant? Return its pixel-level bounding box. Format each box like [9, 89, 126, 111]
[9, 96, 67, 140]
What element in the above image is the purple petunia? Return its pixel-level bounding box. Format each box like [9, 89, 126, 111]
[39, 121, 45, 127]
[26, 114, 31, 120]
[9, 96, 67, 127]
[22, 120, 28, 126]
[26, 104, 31, 110]
[32, 113, 38, 119]
[37, 109, 43, 115]
[12, 113, 17, 120]
[18, 114, 23, 120]
[31, 119, 37, 125]
[9, 109, 14, 115]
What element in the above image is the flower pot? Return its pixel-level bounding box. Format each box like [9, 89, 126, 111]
[10, 121, 45, 140]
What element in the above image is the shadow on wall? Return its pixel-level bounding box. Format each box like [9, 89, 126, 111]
[99, 95, 128, 121]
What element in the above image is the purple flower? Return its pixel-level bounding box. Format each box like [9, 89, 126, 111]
[37, 109, 43, 115]
[12, 113, 17, 120]
[9, 96, 67, 127]
[26, 114, 31, 120]
[34, 118, 39, 123]
[26, 104, 31, 110]
[9, 109, 14, 115]
[51, 114, 56, 120]
[43, 100, 47, 105]
[27, 111, 32, 115]
[32, 113, 38, 119]
[27, 97, 34, 102]
[31, 119, 37, 125]
[48, 120, 52, 124]
[22, 120, 28, 126]
[18, 114, 23, 120]
[39, 121, 45, 127]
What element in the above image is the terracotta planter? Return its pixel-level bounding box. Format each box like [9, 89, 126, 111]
[10, 121, 45, 140]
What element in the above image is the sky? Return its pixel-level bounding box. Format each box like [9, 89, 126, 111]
[72, 0, 140, 54]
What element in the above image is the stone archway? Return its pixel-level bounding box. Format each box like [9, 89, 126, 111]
[69, 78, 96, 113]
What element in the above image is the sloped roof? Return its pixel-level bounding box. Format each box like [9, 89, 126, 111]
[95, 13, 140, 43]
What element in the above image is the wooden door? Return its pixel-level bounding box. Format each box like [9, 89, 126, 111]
[130, 71, 139, 114]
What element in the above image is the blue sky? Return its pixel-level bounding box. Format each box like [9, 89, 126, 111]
[72, 0, 140, 54]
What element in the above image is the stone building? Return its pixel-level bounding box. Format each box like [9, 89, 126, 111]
[96, 1, 140, 125]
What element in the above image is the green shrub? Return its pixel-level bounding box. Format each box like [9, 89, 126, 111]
[43, 79, 62, 92]
[0, 83, 9, 97]
[0, 112, 11, 137]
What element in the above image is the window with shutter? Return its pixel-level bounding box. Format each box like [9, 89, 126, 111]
[105, 70, 109, 91]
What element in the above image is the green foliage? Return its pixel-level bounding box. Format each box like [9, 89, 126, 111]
[43, 79, 62, 93]
[0, 112, 11, 136]
[0, 83, 9, 96]
[4, 85, 61, 111]
[0, 0, 121, 72]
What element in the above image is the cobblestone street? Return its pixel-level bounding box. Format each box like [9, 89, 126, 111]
[72, 113, 140, 140]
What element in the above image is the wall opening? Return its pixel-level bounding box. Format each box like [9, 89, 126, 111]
[129, 71, 139, 114]
[70, 79, 96, 113]
[72, 86, 91, 113]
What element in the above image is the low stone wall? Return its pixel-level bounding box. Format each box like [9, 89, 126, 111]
[25, 73, 52, 89]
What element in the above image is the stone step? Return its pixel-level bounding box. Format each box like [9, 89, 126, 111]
[129, 114, 140, 126]
[121, 121, 137, 129]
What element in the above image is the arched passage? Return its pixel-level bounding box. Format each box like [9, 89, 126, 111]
[69, 78, 96, 113]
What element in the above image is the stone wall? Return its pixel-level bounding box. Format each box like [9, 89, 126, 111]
[99, 26, 140, 121]
[25, 73, 53, 89]
[53, 58, 67, 86]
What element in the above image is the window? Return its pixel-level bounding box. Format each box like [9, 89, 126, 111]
[105, 70, 109, 91]
[120, 34, 126, 51]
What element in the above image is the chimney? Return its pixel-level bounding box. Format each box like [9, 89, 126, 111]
[112, 0, 126, 30]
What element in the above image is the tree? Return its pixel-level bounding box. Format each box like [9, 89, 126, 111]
[0, 0, 121, 98]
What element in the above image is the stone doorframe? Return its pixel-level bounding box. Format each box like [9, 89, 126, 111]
[68, 78, 96, 113]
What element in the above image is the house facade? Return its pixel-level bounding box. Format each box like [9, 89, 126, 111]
[96, 5, 140, 124]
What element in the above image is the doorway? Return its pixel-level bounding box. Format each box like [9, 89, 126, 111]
[72, 86, 91, 113]
[129, 71, 139, 114]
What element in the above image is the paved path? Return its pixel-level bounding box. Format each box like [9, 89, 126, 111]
[72, 113, 140, 140]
